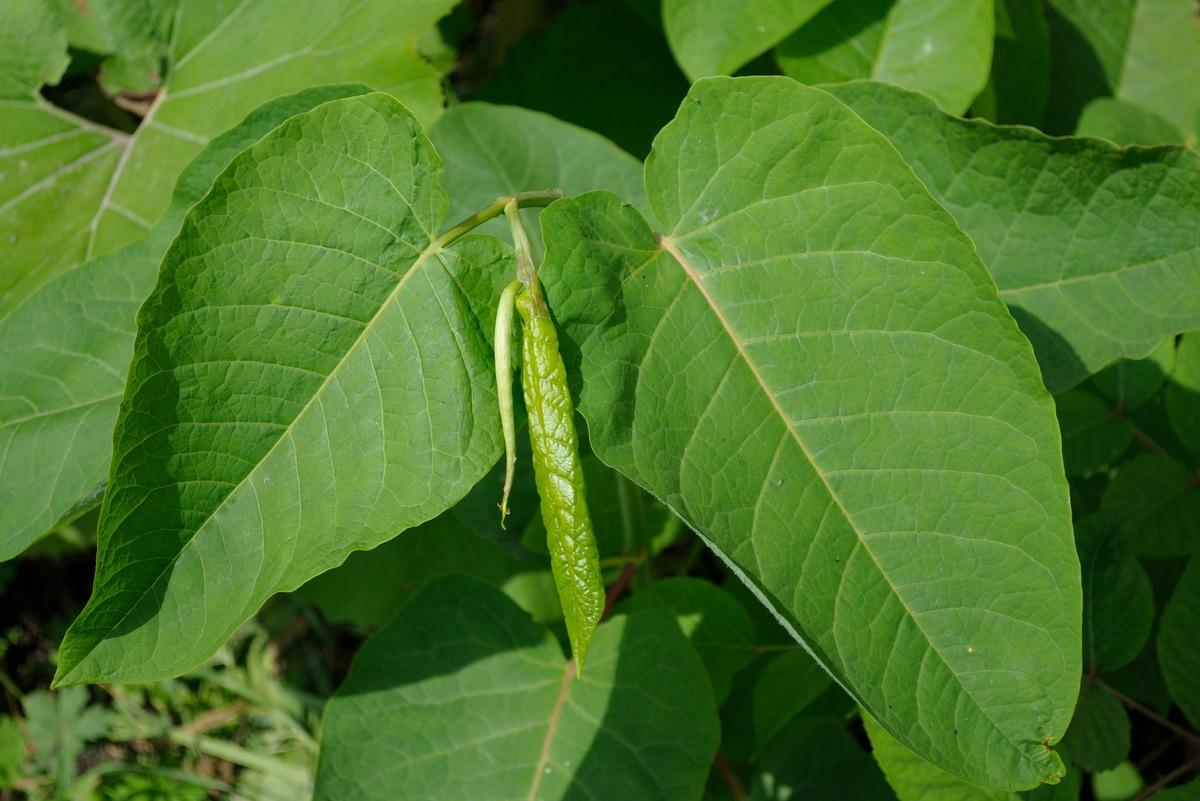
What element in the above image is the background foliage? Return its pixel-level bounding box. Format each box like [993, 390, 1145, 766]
[1, 0, 1199, 799]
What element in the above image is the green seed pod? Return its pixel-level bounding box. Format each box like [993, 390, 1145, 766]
[517, 285, 605, 673]
[495, 279, 522, 528]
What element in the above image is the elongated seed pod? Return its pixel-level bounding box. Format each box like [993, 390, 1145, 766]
[517, 285, 605, 673]
[495, 279, 522, 528]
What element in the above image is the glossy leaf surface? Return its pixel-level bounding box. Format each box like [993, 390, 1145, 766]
[828, 80, 1200, 391]
[540, 77, 1079, 789]
[776, 0, 995, 115]
[54, 95, 506, 684]
[0, 85, 370, 561]
[313, 576, 719, 801]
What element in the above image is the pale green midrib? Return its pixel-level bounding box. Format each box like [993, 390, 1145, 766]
[62, 227, 449, 681]
[997, 245, 1200, 295]
[656, 232, 1053, 777]
[525, 661, 572, 801]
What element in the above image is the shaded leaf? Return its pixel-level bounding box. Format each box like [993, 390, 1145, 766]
[54, 94, 506, 685]
[662, 0, 836, 80]
[1167, 332, 1200, 456]
[0, 84, 371, 561]
[1058, 681, 1131, 773]
[827, 80, 1200, 392]
[541, 77, 1078, 789]
[1155, 780, 1200, 801]
[749, 716, 891, 800]
[429, 101, 651, 259]
[972, 0, 1051, 126]
[475, 0, 690, 159]
[294, 511, 533, 628]
[1102, 454, 1200, 558]
[1077, 98, 1187, 146]
[618, 576, 758, 704]
[313, 575, 719, 801]
[1056, 389, 1133, 478]
[1076, 513, 1155, 674]
[777, 0, 995, 115]
[1045, 0, 1200, 143]
[751, 648, 831, 751]
[1158, 551, 1200, 728]
[1090, 337, 1175, 412]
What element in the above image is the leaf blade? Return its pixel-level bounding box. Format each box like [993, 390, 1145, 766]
[542, 77, 1079, 789]
[54, 94, 505, 684]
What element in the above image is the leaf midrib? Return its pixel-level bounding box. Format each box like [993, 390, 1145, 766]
[655, 231, 1049, 774]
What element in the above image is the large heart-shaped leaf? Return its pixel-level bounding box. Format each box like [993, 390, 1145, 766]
[540, 77, 1078, 790]
[54, 94, 507, 685]
[826, 80, 1200, 392]
[776, 0, 995, 115]
[0, 0, 456, 317]
[0, 85, 371, 562]
[313, 575, 719, 800]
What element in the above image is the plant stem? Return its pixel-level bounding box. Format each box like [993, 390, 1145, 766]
[601, 557, 645, 621]
[434, 189, 563, 249]
[714, 751, 747, 800]
[1098, 680, 1200, 748]
[0, 667, 25, 706]
[167, 729, 310, 785]
[1132, 754, 1200, 801]
[616, 472, 651, 589]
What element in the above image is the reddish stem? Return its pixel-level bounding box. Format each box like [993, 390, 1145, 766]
[714, 751, 747, 801]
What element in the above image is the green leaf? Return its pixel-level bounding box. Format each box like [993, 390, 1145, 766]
[826, 80, 1200, 392]
[294, 511, 533, 628]
[1158, 550, 1200, 728]
[776, 0, 995, 115]
[22, 686, 112, 792]
[863, 713, 1022, 801]
[751, 648, 831, 752]
[313, 575, 719, 801]
[1167, 332, 1200, 456]
[1092, 762, 1144, 801]
[749, 716, 892, 800]
[1101, 454, 1200, 558]
[1055, 389, 1133, 478]
[53, 94, 506, 685]
[1045, 0, 1200, 144]
[0, 0, 456, 316]
[0, 0, 70, 98]
[1058, 681, 1131, 773]
[1076, 513, 1155, 674]
[541, 77, 1078, 789]
[475, 0, 690, 159]
[1090, 337, 1175, 412]
[617, 576, 758, 704]
[972, 0, 1051, 126]
[0, 716, 23, 790]
[662, 0, 836, 81]
[429, 101, 653, 257]
[0, 84, 371, 562]
[1076, 98, 1187, 146]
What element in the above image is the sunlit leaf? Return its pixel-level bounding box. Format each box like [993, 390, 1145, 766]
[541, 76, 1078, 789]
